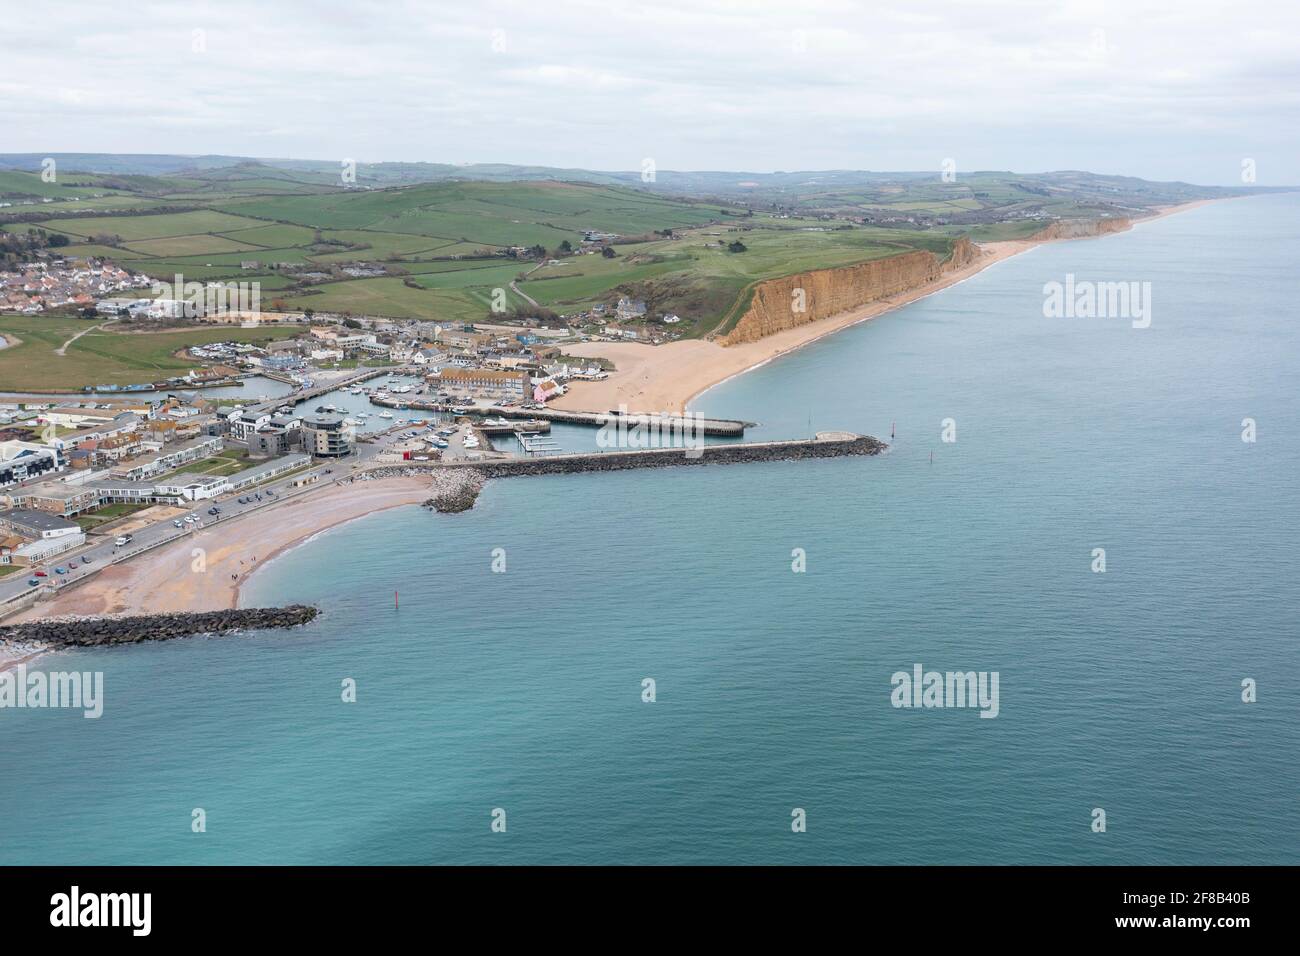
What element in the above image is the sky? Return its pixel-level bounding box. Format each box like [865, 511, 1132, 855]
[2, 0, 1298, 185]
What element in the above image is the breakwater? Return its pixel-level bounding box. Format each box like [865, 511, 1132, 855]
[356, 432, 882, 481]
[347, 433, 882, 511]
[468, 431, 884, 477]
[0, 605, 318, 649]
[340, 466, 486, 513]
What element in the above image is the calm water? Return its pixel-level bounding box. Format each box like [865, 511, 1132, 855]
[2, 195, 1296, 864]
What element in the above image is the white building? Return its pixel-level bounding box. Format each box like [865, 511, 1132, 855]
[153, 474, 230, 501]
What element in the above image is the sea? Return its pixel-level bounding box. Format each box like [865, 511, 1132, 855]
[1, 194, 1296, 864]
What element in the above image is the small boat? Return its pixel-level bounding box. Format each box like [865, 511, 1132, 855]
[378, 411, 393, 419]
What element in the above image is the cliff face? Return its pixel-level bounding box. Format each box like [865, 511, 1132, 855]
[720, 237, 979, 347]
[1029, 217, 1132, 241]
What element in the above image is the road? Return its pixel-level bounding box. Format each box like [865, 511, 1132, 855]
[0, 377, 500, 615]
[0, 457, 372, 611]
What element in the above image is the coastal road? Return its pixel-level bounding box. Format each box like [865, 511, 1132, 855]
[0, 462, 352, 613]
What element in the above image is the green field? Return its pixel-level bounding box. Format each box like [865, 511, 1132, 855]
[2, 159, 1205, 349]
[0, 316, 298, 390]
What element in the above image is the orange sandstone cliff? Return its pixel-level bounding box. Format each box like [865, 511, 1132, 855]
[719, 237, 979, 346]
[1028, 216, 1132, 241]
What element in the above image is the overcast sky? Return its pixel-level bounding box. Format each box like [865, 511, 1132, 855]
[3, 0, 1297, 185]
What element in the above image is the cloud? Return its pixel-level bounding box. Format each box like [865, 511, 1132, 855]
[2, 0, 1297, 184]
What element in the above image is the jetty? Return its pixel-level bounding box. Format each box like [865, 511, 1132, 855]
[366, 392, 752, 436]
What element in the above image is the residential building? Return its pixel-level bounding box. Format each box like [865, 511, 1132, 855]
[0, 440, 60, 488]
[301, 414, 355, 458]
[2, 480, 100, 517]
[615, 297, 647, 321]
[229, 410, 272, 441]
[426, 367, 530, 401]
[0, 508, 86, 563]
[152, 474, 230, 502]
[109, 435, 223, 481]
[227, 453, 311, 489]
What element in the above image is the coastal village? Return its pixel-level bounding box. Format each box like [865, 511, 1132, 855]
[0, 261, 755, 614]
[0, 167, 1219, 623]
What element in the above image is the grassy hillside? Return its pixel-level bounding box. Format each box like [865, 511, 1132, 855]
[3, 157, 1252, 347]
[0, 315, 298, 391]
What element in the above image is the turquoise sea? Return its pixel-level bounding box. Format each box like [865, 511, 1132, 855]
[2, 195, 1296, 864]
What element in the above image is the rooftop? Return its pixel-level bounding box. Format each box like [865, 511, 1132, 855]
[0, 508, 81, 532]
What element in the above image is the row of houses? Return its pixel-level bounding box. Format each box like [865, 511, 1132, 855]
[0, 258, 152, 314]
[5, 452, 312, 519]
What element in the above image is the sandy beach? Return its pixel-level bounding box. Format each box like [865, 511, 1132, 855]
[5, 476, 431, 628]
[552, 200, 1214, 414]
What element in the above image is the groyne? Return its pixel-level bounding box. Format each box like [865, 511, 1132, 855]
[0, 605, 318, 649]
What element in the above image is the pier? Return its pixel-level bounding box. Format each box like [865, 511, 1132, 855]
[365, 392, 752, 436]
[477, 418, 551, 435]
